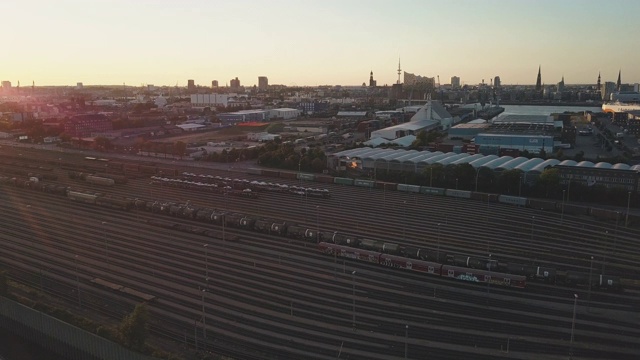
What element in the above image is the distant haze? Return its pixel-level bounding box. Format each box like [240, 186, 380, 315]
[2, 0, 639, 87]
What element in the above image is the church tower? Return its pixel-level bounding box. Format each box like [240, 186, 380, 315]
[597, 72, 601, 89]
[616, 69, 621, 91]
[369, 71, 376, 87]
[535, 65, 542, 92]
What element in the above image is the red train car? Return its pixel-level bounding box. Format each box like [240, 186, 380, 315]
[379, 254, 441, 275]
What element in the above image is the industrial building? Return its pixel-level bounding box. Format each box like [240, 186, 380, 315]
[471, 114, 564, 154]
[218, 110, 269, 123]
[190, 94, 229, 107]
[269, 108, 301, 120]
[327, 147, 640, 190]
[64, 114, 112, 138]
[247, 132, 280, 142]
[370, 99, 454, 140]
[448, 122, 490, 140]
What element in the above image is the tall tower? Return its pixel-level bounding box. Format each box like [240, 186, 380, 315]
[616, 69, 621, 91]
[535, 65, 542, 92]
[397, 58, 402, 84]
[369, 71, 376, 87]
[597, 72, 601, 89]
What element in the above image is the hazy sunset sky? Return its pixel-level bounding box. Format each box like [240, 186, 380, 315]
[2, 0, 639, 87]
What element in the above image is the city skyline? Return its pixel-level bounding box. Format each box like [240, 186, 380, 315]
[2, 0, 639, 87]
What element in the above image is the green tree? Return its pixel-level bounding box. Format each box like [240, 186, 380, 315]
[118, 303, 149, 351]
[94, 136, 112, 151]
[537, 168, 561, 198]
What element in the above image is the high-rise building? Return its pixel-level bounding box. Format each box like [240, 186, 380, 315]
[557, 76, 565, 93]
[535, 66, 542, 92]
[212, 80, 219, 88]
[1, 81, 11, 89]
[258, 76, 268, 91]
[450, 76, 460, 88]
[493, 76, 501, 88]
[187, 79, 196, 91]
[601, 82, 616, 101]
[76, 82, 83, 90]
[230, 77, 240, 91]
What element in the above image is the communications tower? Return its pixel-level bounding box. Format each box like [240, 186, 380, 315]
[397, 58, 402, 84]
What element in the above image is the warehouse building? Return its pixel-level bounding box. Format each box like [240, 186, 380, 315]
[190, 94, 229, 107]
[218, 110, 269, 124]
[269, 108, 301, 120]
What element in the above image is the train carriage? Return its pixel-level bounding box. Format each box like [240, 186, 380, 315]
[441, 265, 526, 288]
[318, 242, 380, 264]
[379, 254, 441, 275]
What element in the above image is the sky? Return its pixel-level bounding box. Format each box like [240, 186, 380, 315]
[2, 0, 639, 87]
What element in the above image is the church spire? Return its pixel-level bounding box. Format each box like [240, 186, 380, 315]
[597, 71, 601, 88]
[535, 65, 542, 92]
[616, 69, 621, 91]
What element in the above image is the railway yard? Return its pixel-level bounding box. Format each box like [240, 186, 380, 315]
[1, 146, 640, 360]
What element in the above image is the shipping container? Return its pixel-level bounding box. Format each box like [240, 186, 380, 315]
[297, 173, 315, 181]
[315, 175, 334, 184]
[397, 183, 421, 193]
[375, 181, 397, 190]
[470, 192, 498, 202]
[498, 195, 528, 207]
[86, 176, 116, 187]
[353, 179, 374, 188]
[445, 189, 472, 199]
[334, 177, 354, 185]
[420, 186, 446, 196]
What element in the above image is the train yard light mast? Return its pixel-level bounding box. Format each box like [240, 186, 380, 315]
[587, 256, 594, 311]
[74, 255, 81, 308]
[204, 244, 209, 279]
[101, 221, 109, 267]
[201, 289, 207, 350]
[570, 293, 578, 359]
[404, 325, 409, 359]
[625, 191, 631, 227]
[351, 271, 356, 329]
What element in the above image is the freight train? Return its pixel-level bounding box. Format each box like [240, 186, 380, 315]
[0, 175, 624, 292]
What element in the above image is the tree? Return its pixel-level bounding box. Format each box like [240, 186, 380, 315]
[94, 136, 112, 152]
[118, 303, 149, 351]
[536, 168, 561, 198]
[0, 270, 8, 297]
[175, 141, 187, 159]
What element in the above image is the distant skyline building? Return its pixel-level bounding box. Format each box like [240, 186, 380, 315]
[493, 76, 501, 88]
[451, 76, 460, 88]
[258, 76, 268, 91]
[617, 69, 622, 91]
[597, 72, 601, 88]
[369, 71, 377, 87]
[76, 82, 83, 90]
[404, 72, 435, 88]
[535, 66, 542, 92]
[212, 80, 219, 88]
[1, 81, 11, 89]
[557, 76, 565, 93]
[187, 79, 195, 91]
[230, 77, 240, 91]
[601, 81, 616, 101]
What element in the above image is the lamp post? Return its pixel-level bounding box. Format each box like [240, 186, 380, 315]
[402, 201, 407, 241]
[436, 223, 441, 262]
[625, 191, 631, 227]
[404, 325, 409, 359]
[316, 206, 320, 243]
[204, 244, 209, 279]
[201, 289, 207, 350]
[429, 167, 433, 187]
[74, 255, 81, 307]
[475, 167, 480, 192]
[602, 231, 608, 273]
[101, 221, 108, 266]
[561, 189, 566, 224]
[570, 293, 578, 359]
[351, 271, 356, 329]
[587, 256, 594, 311]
